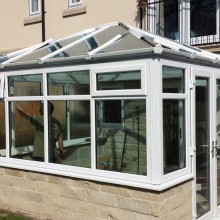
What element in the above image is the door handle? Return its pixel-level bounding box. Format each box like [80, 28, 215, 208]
[212, 140, 220, 154]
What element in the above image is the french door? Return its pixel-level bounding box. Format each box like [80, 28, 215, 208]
[192, 69, 220, 219]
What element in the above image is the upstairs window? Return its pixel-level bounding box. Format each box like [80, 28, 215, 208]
[69, 0, 82, 8]
[29, 0, 40, 16]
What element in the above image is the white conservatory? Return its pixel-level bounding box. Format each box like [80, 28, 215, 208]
[0, 22, 220, 219]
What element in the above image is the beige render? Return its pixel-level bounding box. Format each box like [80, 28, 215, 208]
[0, 0, 139, 54]
[0, 167, 192, 220]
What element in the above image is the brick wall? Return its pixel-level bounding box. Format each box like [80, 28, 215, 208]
[0, 167, 192, 220]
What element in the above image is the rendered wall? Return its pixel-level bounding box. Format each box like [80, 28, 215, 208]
[0, 0, 139, 53]
[0, 167, 192, 220]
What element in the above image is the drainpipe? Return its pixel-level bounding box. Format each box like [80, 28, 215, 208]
[138, 0, 147, 30]
[41, 0, 46, 42]
[140, 7, 143, 29]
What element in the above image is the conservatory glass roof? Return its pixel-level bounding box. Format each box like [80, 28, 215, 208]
[1, 22, 220, 68]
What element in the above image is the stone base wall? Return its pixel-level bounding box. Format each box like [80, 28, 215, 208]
[0, 167, 192, 220]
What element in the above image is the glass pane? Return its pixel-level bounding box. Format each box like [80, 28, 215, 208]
[97, 70, 141, 90]
[163, 66, 185, 93]
[10, 101, 45, 162]
[32, 0, 39, 12]
[50, 100, 91, 167]
[8, 74, 43, 96]
[163, 100, 185, 174]
[191, 0, 216, 38]
[156, 0, 179, 40]
[0, 101, 5, 157]
[47, 70, 90, 95]
[195, 77, 210, 217]
[216, 79, 220, 206]
[96, 99, 146, 175]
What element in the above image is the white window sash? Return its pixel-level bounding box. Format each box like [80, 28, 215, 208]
[69, 0, 82, 8]
[0, 75, 5, 98]
[29, 0, 40, 16]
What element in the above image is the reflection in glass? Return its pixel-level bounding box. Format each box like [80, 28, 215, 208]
[10, 101, 45, 162]
[47, 70, 90, 95]
[0, 101, 5, 157]
[163, 66, 185, 93]
[156, 0, 179, 40]
[8, 74, 43, 96]
[216, 79, 220, 206]
[163, 100, 185, 174]
[96, 99, 146, 175]
[51, 100, 91, 167]
[97, 70, 141, 90]
[191, 0, 216, 38]
[195, 77, 210, 218]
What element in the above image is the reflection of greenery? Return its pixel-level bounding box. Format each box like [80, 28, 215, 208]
[0, 209, 32, 220]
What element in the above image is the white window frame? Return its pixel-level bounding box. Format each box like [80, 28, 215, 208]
[29, 0, 41, 16]
[0, 60, 195, 191]
[69, 0, 82, 8]
[91, 63, 147, 97]
[160, 60, 191, 183]
[0, 75, 5, 99]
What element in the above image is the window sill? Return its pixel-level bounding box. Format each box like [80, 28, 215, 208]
[24, 15, 42, 26]
[63, 5, 86, 18]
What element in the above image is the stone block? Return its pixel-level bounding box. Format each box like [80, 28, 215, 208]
[71, 199, 101, 216]
[116, 195, 151, 215]
[131, 189, 161, 202]
[36, 181, 60, 195]
[101, 206, 157, 220]
[100, 183, 132, 197]
[25, 171, 46, 182]
[169, 190, 189, 211]
[58, 208, 94, 220]
[47, 174, 61, 185]
[60, 185, 86, 201]
[0, 175, 14, 187]
[86, 190, 116, 207]
[59, 177, 74, 186]
[150, 199, 170, 217]
[13, 177, 36, 191]
[4, 168, 24, 178]
[72, 179, 100, 192]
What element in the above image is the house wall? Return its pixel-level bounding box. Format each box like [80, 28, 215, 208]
[0, 167, 192, 220]
[0, 0, 139, 54]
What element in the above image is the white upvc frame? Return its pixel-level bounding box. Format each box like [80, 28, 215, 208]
[191, 66, 215, 220]
[1, 62, 152, 189]
[159, 59, 191, 183]
[91, 62, 147, 97]
[0, 59, 195, 191]
[29, 0, 41, 16]
[0, 75, 5, 99]
[69, 0, 82, 8]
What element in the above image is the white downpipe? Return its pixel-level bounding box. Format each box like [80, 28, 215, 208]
[84, 34, 122, 60]
[38, 24, 115, 64]
[1, 38, 53, 68]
